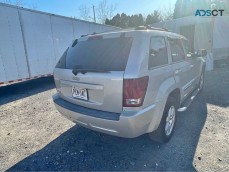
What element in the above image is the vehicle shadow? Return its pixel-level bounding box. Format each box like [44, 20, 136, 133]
[7, 92, 208, 171]
[0, 76, 55, 106]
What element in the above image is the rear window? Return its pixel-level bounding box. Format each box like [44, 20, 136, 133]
[65, 37, 133, 71]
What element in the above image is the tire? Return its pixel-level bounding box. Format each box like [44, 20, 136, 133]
[198, 72, 204, 92]
[149, 97, 177, 143]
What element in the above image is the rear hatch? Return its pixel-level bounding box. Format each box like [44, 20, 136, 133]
[54, 33, 133, 113]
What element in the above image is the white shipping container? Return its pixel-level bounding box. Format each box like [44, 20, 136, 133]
[0, 3, 119, 85]
[0, 5, 29, 82]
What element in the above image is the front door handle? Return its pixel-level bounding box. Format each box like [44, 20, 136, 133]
[190, 64, 194, 68]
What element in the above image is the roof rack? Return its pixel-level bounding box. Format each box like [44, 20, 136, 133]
[135, 25, 168, 31]
[80, 28, 119, 37]
[81, 32, 98, 37]
[80, 26, 168, 38]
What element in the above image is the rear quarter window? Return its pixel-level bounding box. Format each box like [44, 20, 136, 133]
[148, 37, 168, 69]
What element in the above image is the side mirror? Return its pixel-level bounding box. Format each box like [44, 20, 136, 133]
[197, 49, 207, 57]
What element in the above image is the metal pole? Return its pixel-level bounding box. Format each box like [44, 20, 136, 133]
[93, 5, 96, 23]
[211, 2, 216, 69]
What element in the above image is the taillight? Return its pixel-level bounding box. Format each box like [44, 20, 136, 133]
[123, 76, 149, 107]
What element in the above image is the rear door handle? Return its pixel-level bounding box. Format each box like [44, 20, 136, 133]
[190, 64, 194, 68]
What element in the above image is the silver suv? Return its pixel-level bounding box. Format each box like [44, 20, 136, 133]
[53, 27, 206, 143]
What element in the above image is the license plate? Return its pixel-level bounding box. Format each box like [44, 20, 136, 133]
[72, 87, 88, 100]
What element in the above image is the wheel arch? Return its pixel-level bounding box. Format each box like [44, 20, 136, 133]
[147, 87, 181, 133]
[167, 88, 181, 108]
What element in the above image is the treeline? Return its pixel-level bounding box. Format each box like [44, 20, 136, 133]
[104, 0, 229, 28]
[105, 10, 162, 28]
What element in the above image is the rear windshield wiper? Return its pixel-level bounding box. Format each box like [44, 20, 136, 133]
[72, 68, 110, 75]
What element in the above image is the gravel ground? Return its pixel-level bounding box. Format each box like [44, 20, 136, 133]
[0, 69, 228, 171]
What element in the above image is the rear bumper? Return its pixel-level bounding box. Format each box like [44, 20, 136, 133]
[53, 93, 160, 138]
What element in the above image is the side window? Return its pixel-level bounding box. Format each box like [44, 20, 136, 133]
[149, 37, 168, 69]
[181, 39, 193, 59]
[168, 38, 185, 62]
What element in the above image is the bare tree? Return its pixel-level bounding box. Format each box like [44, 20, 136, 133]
[0, 0, 24, 6]
[14, 0, 24, 6]
[0, 0, 38, 9]
[0, 0, 11, 4]
[96, 0, 116, 24]
[78, 4, 92, 22]
[29, 3, 38, 10]
[160, 3, 174, 21]
[78, 0, 116, 24]
[0, 0, 10, 5]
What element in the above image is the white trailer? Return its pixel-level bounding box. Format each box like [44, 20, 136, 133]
[151, 16, 229, 71]
[0, 3, 119, 86]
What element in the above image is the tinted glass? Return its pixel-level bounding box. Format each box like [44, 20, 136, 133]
[65, 37, 133, 71]
[149, 37, 168, 68]
[55, 48, 68, 68]
[182, 39, 192, 54]
[168, 38, 185, 62]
